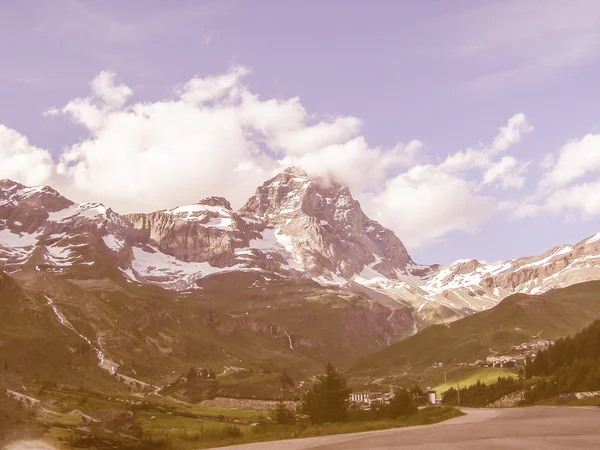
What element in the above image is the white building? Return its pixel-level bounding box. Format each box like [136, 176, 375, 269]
[426, 390, 437, 405]
[349, 392, 374, 406]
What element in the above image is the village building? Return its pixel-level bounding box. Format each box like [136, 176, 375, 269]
[426, 389, 437, 405]
[349, 391, 393, 409]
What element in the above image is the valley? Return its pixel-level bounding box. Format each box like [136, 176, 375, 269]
[2, 170, 600, 448]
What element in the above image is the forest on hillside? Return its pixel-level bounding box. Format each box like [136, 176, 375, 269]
[523, 319, 600, 402]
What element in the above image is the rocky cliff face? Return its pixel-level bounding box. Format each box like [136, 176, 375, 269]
[238, 167, 416, 279]
[124, 197, 258, 267]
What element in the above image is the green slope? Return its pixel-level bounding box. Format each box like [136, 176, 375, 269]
[349, 281, 600, 379]
[2, 268, 415, 398]
[0, 271, 124, 392]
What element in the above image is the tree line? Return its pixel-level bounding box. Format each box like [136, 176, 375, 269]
[441, 376, 521, 407]
[444, 319, 600, 406]
[271, 362, 419, 425]
[523, 319, 600, 402]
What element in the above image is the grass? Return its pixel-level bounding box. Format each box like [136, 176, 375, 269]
[432, 368, 517, 396]
[200, 407, 464, 449]
[2, 382, 463, 450]
[536, 396, 600, 407]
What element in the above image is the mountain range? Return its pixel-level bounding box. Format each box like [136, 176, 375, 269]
[1, 167, 600, 395]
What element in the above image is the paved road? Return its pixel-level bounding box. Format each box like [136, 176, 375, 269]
[215, 406, 600, 449]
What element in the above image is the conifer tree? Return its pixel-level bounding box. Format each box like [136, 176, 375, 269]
[301, 362, 350, 424]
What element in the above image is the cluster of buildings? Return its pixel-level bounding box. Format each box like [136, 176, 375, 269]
[483, 356, 518, 368]
[429, 338, 555, 370]
[348, 389, 438, 409]
[348, 391, 393, 409]
[512, 339, 554, 355]
[484, 339, 555, 367]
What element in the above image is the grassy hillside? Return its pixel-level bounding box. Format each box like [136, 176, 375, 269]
[349, 281, 600, 381]
[1, 268, 415, 399]
[431, 367, 516, 395]
[0, 271, 124, 392]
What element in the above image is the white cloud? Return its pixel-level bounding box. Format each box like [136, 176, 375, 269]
[0, 125, 54, 185]
[363, 165, 494, 248]
[440, 113, 533, 173]
[545, 180, 600, 219]
[1, 67, 535, 250]
[499, 201, 543, 220]
[180, 65, 249, 105]
[41, 66, 431, 216]
[541, 133, 600, 188]
[504, 131, 600, 220]
[283, 138, 422, 191]
[91, 71, 132, 108]
[492, 113, 534, 151]
[483, 156, 528, 189]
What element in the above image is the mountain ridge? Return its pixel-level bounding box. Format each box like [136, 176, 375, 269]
[2, 170, 600, 399]
[2, 169, 600, 332]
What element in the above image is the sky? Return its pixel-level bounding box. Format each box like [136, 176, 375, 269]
[1, 0, 600, 265]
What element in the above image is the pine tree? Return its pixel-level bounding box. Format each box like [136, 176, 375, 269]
[387, 389, 417, 418]
[280, 371, 294, 390]
[186, 367, 197, 379]
[409, 385, 426, 406]
[270, 398, 295, 424]
[301, 362, 350, 424]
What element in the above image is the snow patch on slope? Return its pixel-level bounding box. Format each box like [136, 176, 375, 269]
[0, 229, 38, 247]
[47, 203, 107, 222]
[129, 245, 253, 289]
[587, 233, 600, 244]
[102, 235, 125, 252]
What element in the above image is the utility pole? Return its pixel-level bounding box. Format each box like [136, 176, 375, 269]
[457, 381, 460, 406]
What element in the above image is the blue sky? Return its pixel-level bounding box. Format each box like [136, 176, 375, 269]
[1, 0, 600, 264]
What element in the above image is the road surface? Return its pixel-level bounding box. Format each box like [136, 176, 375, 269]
[213, 406, 600, 449]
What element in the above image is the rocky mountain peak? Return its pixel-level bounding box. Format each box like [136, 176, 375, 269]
[236, 167, 414, 280]
[275, 166, 310, 179]
[197, 197, 232, 210]
[0, 178, 19, 189]
[451, 259, 481, 274]
[1, 179, 73, 213]
[238, 166, 314, 219]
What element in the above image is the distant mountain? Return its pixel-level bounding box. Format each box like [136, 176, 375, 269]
[122, 167, 430, 288]
[4, 168, 598, 332]
[357, 231, 600, 329]
[349, 281, 600, 379]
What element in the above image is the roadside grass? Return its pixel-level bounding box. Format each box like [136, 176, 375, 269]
[183, 404, 265, 420]
[6, 383, 461, 449]
[536, 397, 600, 407]
[432, 367, 517, 396]
[197, 406, 464, 449]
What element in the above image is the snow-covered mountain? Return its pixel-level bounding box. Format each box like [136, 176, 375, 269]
[2, 169, 600, 330]
[355, 233, 600, 328]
